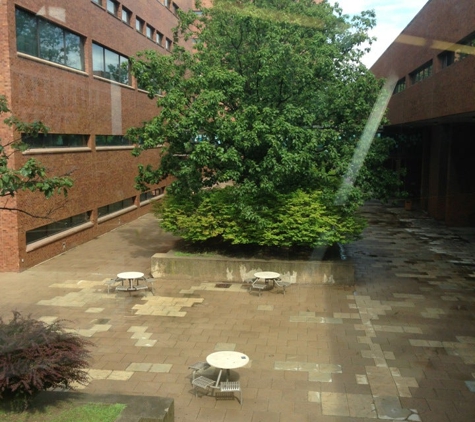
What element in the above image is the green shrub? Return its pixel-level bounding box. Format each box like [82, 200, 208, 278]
[0, 312, 93, 409]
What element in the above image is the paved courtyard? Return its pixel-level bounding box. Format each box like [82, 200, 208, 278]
[1, 201, 475, 421]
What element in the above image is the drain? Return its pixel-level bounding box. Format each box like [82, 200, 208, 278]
[215, 283, 231, 288]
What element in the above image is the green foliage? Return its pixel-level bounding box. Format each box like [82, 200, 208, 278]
[131, 0, 404, 247]
[156, 186, 365, 246]
[0, 95, 73, 201]
[0, 312, 93, 409]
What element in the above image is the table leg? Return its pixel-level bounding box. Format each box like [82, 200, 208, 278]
[216, 369, 223, 386]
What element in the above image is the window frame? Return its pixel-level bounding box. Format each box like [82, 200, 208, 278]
[121, 7, 131, 25]
[95, 135, 133, 147]
[15, 7, 85, 71]
[165, 38, 172, 51]
[26, 211, 92, 244]
[92, 42, 130, 85]
[146, 25, 153, 40]
[106, 0, 119, 17]
[22, 133, 89, 149]
[393, 77, 406, 94]
[156, 32, 163, 46]
[135, 17, 144, 34]
[410, 60, 433, 84]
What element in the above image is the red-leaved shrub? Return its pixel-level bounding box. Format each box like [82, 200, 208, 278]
[0, 311, 93, 407]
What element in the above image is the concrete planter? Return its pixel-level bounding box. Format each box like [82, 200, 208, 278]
[151, 253, 354, 285]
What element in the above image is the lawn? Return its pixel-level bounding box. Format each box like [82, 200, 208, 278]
[0, 402, 126, 422]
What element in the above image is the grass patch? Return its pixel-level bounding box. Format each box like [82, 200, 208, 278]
[0, 402, 126, 422]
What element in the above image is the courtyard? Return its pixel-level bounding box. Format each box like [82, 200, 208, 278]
[1, 201, 475, 422]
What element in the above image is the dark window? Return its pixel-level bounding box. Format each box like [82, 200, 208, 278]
[26, 211, 91, 244]
[92, 43, 129, 84]
[173, 4, 179, 15]
[98, 198, 135, 217]
[106, 0, 119, 16]
[136, 17, 144, 34]
[393, 78, 406, 94]
[457, 32, 475, 61]
[167, 39, 172, 50]
[23, 133, 88, 148]
[410, 61, 432, 84]
[156, 32, 163, 45]
[15, 8, 84, 71]
[140, 188, 163, 202]
[122, 7, 131, 25]
[439, 50, 455, 68]
[146, 25, 153, 39]
[96, 135, 133, 146]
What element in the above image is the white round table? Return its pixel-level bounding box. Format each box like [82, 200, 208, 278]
[254, 271, 280, 280]
[206, 351, 249, 384]
[254, 271, 281, 288]
[117, 271, 145, 290]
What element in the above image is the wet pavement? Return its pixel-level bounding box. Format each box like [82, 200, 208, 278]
[1, 201, 475, 421]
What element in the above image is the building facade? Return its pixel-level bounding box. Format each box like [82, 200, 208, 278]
[371, 0, 475, 226]
[0, 0, 193, 271]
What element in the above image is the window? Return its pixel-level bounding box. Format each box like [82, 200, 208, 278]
[121, 7, 131, 25]
[23, 133, 88, 148]
[439, 50, 455, 68]
[98, 198, 135, 218]
[438, 33, 475, 68]
[92, 43, 129, 84]
[410, 60, 432, 84]
[140, 188, 164, 203]
[26, 212, 91, 244]
[457, 32, 475, 61]
[393, 78, 406, 94]
[15, 8, 84, 71]
[106, 0, 118, 16]
[92, 0, 103, 6]
[164, 0, 170, 8]
[96, 135, 133, 146]
[165, 38, 172, 51]
[136, 17, 144, 34]
[173, 3, 180, 15]
[156, 32, 163, 45]
[146, 25, 153, 39]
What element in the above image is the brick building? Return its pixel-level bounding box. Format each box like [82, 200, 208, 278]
[0, 0, 194, 271]
[371, 0, 475, 226]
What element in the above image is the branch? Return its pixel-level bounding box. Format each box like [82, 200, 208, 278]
[0, 198, 71, 220]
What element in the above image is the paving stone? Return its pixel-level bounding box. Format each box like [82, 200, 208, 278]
[374, 396, 412, 420]
[3, 204, 475, 421]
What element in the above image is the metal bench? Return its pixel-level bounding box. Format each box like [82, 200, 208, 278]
[275, 279, 292, 295]
[249, 280, 267, 296]
[105, 278, 121, 294]
[191, 376, 216, 397]
[217, 381, 242, 406]
[188, 361, 211, 382]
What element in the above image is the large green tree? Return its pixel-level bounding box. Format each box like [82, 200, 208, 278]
[0, 95, 73, 216]
[129, 0, 401, 247]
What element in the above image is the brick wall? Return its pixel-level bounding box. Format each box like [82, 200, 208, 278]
[1, 0, 192, 271]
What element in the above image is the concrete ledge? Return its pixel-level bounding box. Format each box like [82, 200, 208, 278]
[31, 391, 174, 422]
[151, 253, 354, 285]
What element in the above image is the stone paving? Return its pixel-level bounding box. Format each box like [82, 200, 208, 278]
[1, 201, 475, 421]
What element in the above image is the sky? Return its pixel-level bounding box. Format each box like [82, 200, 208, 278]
[329, 0, 429, 68]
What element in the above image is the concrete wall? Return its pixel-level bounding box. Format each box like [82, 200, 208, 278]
[151, 253, 355, 285]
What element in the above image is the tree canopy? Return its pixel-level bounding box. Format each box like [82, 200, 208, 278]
[128, 0, 402, 248]
[0, 95, 73, 215]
